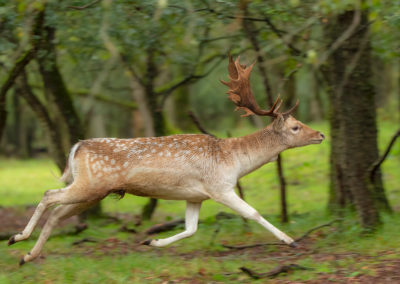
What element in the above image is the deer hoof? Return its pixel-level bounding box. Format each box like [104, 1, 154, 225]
[289, 241, 298, 248]
[8, 235, 16, 246]
[19, 257, 26, 266]
[141, 239, 153, 246]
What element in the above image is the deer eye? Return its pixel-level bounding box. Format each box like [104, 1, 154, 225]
[292, 126, 299, 132]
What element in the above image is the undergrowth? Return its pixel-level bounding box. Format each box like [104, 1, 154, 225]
[0, 120, 399, 283]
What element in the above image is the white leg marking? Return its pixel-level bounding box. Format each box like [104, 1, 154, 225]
[214, 191, 294, 244]
[12, 182, 99, 245]
[22, 201, 97, 264]
[12, 188, 67, 243]
[149, 202, 202, 247]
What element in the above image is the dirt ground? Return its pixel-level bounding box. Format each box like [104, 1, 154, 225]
[0, 205, 80, 235]
[1, 206, 400, 283]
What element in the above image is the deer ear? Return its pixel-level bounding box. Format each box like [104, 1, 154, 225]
[273, 114, 285, 131]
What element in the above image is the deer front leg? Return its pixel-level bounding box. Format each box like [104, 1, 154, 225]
[142, 201, 202, 247]
[214, 191, 296, 246]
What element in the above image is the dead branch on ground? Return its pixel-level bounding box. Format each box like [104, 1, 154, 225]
[119, 225, 137, 234]
[0, 232, 13, 241]
[240, 263, 312, 279]
[223, 218, 342, 250]
[60, 223, 88, 236]
[223, 242, 287, 250]
[294, 218, 342, 242]
[145, 219, 184, 235]
[72, 238, 97, 245]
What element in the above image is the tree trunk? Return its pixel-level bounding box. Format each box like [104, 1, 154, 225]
[0, 48, 35, 142]
[241, 6, 289, 223]
[140, 48, 165, 221]
[326, 9, 391, 229]
[11, 93, 22, 155]
[0, 10, 46, 142]
[36, 24, 84, 148]
[311, 68, 324, 120]
[16, 72, 66, 170]
[398, 59, 400, 123]
[35, 13, 101, 218]
[171, 83, 194, 132]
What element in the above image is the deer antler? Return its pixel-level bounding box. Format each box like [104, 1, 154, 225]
[220, 55, 298, 118]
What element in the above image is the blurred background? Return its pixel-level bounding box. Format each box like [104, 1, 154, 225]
[1, 0, 397, 156]
[1, 0, 400, 282]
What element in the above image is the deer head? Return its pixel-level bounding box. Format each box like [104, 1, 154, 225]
[221, 55, 325, 148]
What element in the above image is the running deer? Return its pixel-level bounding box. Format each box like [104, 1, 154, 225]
[8, 55, 325, 265]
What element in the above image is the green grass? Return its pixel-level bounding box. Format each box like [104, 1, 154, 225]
[1, 120, 399, 283]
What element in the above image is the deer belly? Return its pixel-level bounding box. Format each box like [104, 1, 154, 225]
[122, 168, 210, 202]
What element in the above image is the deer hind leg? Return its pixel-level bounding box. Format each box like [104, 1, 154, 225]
[9, 182, 101, 246]
[8, 188, 69, 246]
[20, 200, 99, 265]
[214, 191, 296, 246]
[143, 201, 202, 247]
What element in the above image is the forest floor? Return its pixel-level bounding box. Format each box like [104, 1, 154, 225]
[1, 120, 399, 283]
[1, 206, 400, 283]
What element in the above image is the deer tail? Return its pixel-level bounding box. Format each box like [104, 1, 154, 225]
[59, 142, 81, 184]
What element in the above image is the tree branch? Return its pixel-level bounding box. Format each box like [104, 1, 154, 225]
[261, 17, 302, 56]
[67, 0, 100, 10]
[156, 54, 224, 96]
[195, 5, 303, 56]
[17, 71, 66, 170]
[0, 47, 35, 140]
[316, 2, 361, 68]
[187, 111, 216, 137]
[369, 129, 400, 182]
[158, 55, 225, 108]
[199, 34, 242, 46]
[74, 89, 138, 110]
[120, 54, 146, 87]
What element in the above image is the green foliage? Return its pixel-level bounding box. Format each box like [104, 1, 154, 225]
[1, 120, 400, 281]
[0, 0, 399, 281]
[1, 0, 398, 144]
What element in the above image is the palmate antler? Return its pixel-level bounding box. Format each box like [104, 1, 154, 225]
[220, 55, 299, 118]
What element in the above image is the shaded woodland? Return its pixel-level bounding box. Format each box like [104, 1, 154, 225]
[1, 0, 399, 230]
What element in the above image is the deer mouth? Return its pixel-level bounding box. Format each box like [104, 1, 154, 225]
[310, 139, 324, 144]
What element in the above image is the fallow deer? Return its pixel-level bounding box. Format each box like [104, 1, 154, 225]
[8, 55, 325, 265]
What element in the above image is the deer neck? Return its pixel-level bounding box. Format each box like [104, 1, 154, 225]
[225, 125, 287, 178]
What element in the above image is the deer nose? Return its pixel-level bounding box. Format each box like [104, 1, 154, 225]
[319, 132, 325, 139]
